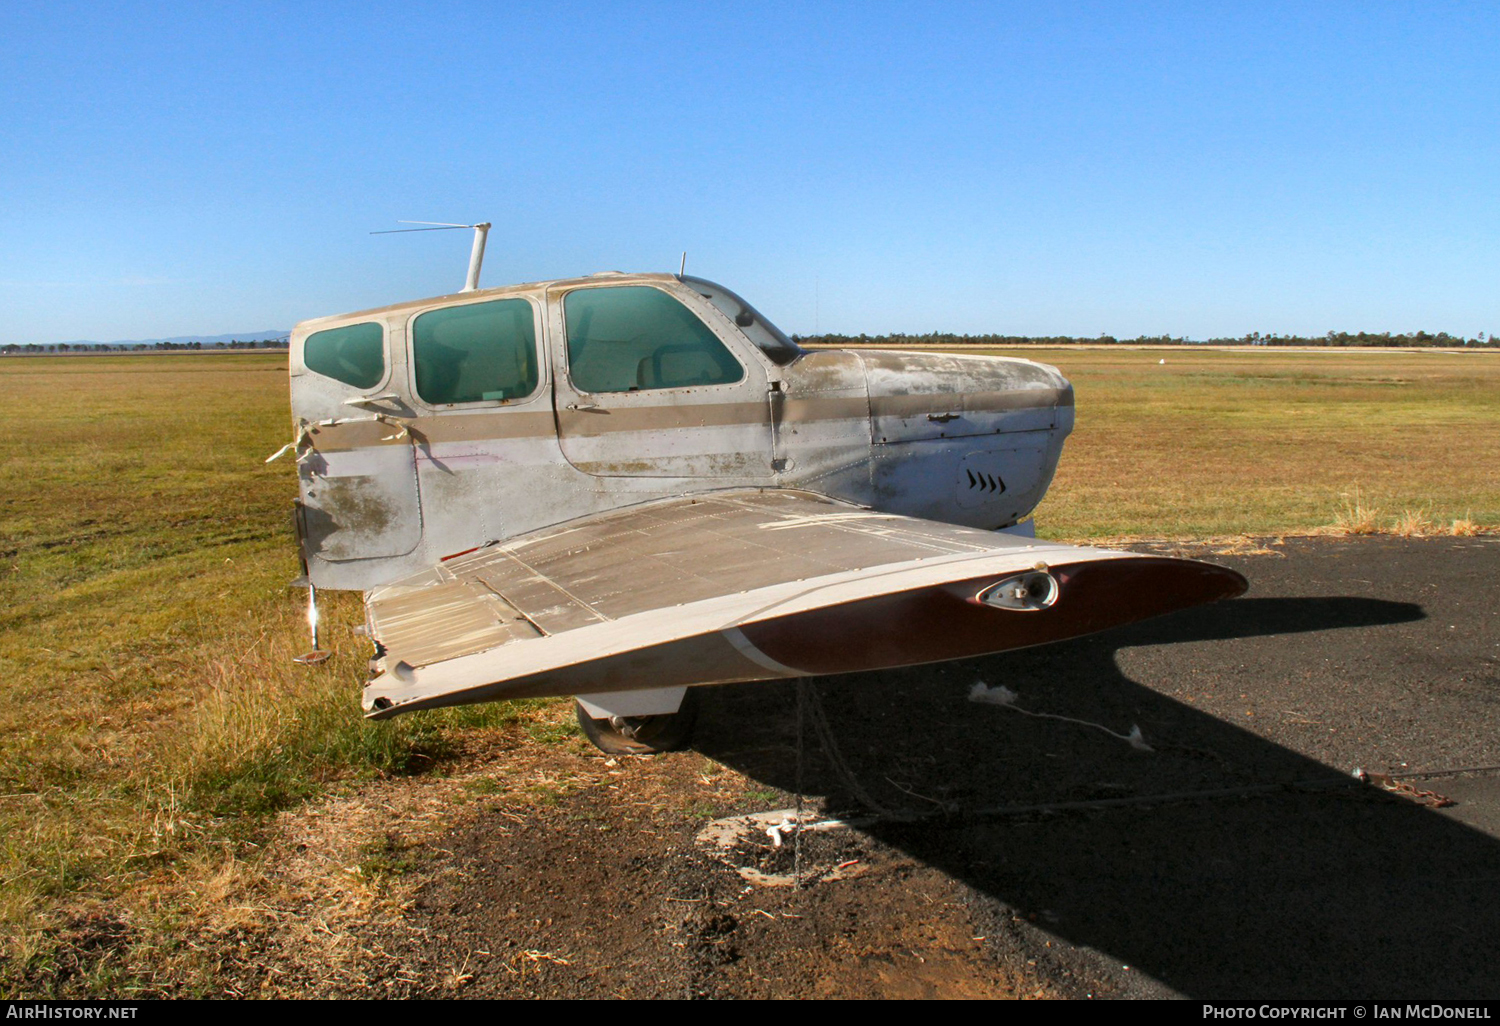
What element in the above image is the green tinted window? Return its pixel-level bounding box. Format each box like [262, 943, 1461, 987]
[413, 299, 539, 405]
[303, 322, 384, 389]
[565, 286, 743, 393]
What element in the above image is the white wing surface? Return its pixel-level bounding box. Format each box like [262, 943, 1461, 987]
[362, 490, 1245, 718]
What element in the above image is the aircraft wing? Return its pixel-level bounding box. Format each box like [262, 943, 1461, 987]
[362, 489, 1246, 718]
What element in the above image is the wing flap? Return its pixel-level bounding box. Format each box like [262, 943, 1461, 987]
[365, 577, 542, 668]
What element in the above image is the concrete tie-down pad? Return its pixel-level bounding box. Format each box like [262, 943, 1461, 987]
[361, 490, 1246, 718]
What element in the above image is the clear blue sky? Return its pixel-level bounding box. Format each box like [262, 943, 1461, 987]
[3, 1, 1496, 343]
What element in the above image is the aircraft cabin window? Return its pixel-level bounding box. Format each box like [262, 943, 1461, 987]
[303, 322, 384, 389]
[412, 298, 539, 405]
[682, 276, 804, 367]
[564, 286, 744, 394]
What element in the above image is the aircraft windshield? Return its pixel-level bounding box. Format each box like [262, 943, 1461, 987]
[682, 276, 803, 367]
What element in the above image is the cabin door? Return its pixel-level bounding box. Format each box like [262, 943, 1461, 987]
[290, 319, 424, 564]
[547, 282, 775, 479]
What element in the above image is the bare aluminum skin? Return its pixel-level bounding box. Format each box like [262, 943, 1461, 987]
[281, 272, 1241, 719]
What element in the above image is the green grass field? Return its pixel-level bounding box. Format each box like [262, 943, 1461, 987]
[1022, 347, 1500, 538]
[1, 348, 1496, 993]
[0, 354, 536, 993]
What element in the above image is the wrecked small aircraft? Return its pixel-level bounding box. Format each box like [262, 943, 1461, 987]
[281, 227, 1245, 753]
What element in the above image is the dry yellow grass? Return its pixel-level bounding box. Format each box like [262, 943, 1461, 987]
[1450, 519, 1480, 536]
[1392, 508, 1433, 537]
[1331, 489, 1385, 535]
[999, 347, 1500, 540]
[1207, 535, 1286, 557]
[1, 347, 1496, 995]
[0, 354, 561, 995]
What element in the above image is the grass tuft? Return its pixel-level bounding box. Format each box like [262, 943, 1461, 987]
[355, 833, 422, 882]
[1393, 508, 1433, 538]
[1332, 488, 1384, 535]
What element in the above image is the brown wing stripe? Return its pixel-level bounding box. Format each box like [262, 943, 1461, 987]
[738, 558, 1248, 676]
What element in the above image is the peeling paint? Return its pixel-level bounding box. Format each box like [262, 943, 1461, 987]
[288, 273, 1073, 591]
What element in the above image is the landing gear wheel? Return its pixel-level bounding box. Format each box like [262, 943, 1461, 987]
[574, 690, 699, 755]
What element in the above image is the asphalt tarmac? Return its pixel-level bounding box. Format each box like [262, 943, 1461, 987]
[693, 535, 1500, 999]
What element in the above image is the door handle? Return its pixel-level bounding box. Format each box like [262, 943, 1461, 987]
[343, 392, 400, 407]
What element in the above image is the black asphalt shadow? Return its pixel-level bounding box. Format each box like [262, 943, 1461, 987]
[694, 538, 1500, 999]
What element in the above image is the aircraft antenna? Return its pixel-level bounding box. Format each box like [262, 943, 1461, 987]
[371, 221, 492, 292]
[679, 251, 687, 278]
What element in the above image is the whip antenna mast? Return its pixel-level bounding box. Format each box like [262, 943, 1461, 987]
[371, 220, 493, 292]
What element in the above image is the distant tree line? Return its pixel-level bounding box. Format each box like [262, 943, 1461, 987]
[2, 339, 289, 354]
[792, 330, 1495, 348]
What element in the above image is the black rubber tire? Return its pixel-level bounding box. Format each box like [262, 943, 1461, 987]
[574, 690, 700, 755]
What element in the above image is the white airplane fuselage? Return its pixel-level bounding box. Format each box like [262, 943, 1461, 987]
[287, 272, 1074, 593]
